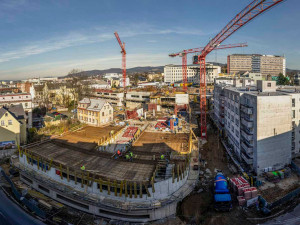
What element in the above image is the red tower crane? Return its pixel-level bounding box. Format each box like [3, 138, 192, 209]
[197, 0, 285, 139]
[114, 32, 127, 89]
[169, 43, 248, 91]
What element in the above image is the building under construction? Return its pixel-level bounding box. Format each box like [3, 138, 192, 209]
[16, 124, 198, 223]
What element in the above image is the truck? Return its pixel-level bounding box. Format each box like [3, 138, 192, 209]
[214, 172, 232, 211]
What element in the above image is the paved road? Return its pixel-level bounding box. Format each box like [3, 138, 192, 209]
[263, 204, 300, 225]
[0, 189, 45, 225]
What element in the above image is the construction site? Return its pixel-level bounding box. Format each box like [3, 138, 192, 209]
[9, 108, 199, 223]
[1, 0, 298, 225]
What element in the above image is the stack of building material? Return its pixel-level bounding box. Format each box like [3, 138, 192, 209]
[126, 110, 138, 119]
[230, 176, 258, 206]
[122, 127, 138, 138]
[237, 196, 246, 206]
[155, 122, 167, 129]
[148, 103, 157, 111]
[243, 188, 252, 200]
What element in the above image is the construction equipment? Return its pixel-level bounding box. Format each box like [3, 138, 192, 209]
[114, 31, 127, 89]
[214, 172, 232, 211]
[196, 0, 285, 139]
[169, 43, 248, 91]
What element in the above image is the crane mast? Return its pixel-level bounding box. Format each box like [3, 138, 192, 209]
[114, 32, 127, 89]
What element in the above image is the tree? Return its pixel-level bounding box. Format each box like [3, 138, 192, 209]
[277, 73, 289, 85]
[68, 69, 92, 107]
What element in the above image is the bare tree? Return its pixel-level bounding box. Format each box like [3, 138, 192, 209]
[68, 69, 92, 106]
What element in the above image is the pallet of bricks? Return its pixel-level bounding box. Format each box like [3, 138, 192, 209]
[230, 177, 258, 207]
[122, 127, 138, 138]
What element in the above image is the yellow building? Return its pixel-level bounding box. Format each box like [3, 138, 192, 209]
[0, 104, 27, 147]
[34, 83, 76, 107]
[77, 98, 113, 126]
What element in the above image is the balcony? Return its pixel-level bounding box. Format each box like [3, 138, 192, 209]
[241, 130, 253, 141]
[241, 142, 253, 157]
[243, 114, 253, 122]
[241, 153, 253, 165]
[241, 105, 253, 115]
[241, 118, 253, 128]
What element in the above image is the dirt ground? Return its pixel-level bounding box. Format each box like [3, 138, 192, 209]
[56, 125, 124, 150]
[173, 121, 255, 225]
[201, 125, 232, 176]
[132, 132, 189, 153]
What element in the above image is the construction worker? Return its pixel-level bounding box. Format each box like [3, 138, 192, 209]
[117, 150, 122, 157]
[80, 165, 85, 171]
[129, 151, 133, 162]
[160, 154, 165, 160]
[125, 154, 130, 160]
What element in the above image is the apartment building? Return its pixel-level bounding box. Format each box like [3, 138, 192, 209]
[93, 90, 124, 107]
[227, 54, 286, 77]
[214, 80, 293, 175]
[0, 93, 33, 128]
[164, 64, 221, 84]
[0, 104, 27, 146]
[77, 98, 113, 126]
[33, 83, 75, 107]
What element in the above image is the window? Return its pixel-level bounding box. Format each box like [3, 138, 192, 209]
[1, 121, 4, 126]
[102, 112, 104, 116]
[267, 83, 271, 87]
[292, 99, 295, 107]
[109, 110, 112, 115]
[8, 120, 12, 125]
[25, 103, 28, 107]
[293, 110, 295, 119]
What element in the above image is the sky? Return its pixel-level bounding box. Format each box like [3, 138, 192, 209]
[0, 0, 298, 80]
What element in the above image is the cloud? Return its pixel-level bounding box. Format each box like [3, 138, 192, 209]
[0, 53, 174, 80]
[0, 23, 214, 64]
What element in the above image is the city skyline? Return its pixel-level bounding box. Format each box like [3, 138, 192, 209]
[0, 0, 298, 80]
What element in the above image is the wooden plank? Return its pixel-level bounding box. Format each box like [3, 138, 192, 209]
[67, 167, 70, 182]
[134, 182, 137, 198]
[114, 180, 117, 196]
[139, 182, 142, 198]
[129, 182, 132, 198]
[124, 180, 128, 197]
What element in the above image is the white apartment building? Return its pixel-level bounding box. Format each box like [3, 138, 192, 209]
[214, 80, 293, 175]
[164, 64, 221, 84]
[0, 93, 33, 128]
[93, 91, 124, 107]
[227, 54, 286, 77]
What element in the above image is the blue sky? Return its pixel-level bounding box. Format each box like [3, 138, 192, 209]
[0, 0, 298, 80]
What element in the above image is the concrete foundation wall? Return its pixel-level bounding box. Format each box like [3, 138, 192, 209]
[20, 172, 178, 223]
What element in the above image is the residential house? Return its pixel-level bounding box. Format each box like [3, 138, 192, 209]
[0, 104, 27, 147]
[77, 98, 113, 126]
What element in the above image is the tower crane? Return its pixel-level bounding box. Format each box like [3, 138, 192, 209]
[169, 43, 248, 91]
[197, 0, 285, 139]
[114, 32, 127, 89]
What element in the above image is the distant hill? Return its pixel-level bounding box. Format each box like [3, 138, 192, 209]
[65, 66, 164, 77]
[287, 68, 300, 73]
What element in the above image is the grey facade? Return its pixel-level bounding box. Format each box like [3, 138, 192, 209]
[214, 80, 293, 175]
